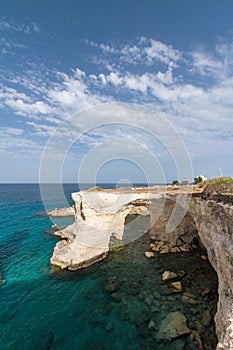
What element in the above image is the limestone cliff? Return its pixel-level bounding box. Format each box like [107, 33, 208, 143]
[190, 199, 233, 350]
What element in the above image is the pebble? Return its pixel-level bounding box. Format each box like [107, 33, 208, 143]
[201, 255, 208, 260]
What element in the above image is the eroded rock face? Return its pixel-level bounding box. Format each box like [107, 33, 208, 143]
[149, 198, 198, 246]
[50, 187, 233, 349]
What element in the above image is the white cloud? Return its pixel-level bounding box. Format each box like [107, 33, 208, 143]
[1, 34, 233, 180]
[145, 39, 181, 67]
[5, 98, 54, 117]
[0, 127, 24, 136]
[26, 121, 57, 137]
[190, 51, 224, 77]
[0, 18, 40, 35]
[47, 69, 112, 115]
[87, 37, 182, 68]
[0, 127, 42, 157]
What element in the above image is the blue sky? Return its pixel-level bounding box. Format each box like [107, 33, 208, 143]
[0, 0, 233, 183]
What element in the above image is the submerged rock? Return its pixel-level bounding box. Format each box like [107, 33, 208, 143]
[0, 277, 6, 286]
[157, 311, 190, 341]
[105, 322, 114, 332]
[104, 277, 118, 293]
[148, 320, 155, 329]
[201, 310, 212, 327]
[182, 293, 199, 305]
[190, 331, 204, 350]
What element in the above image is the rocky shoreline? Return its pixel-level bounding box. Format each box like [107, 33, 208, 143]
[100, 230, 218, 349]
[49, 185, 233, 349]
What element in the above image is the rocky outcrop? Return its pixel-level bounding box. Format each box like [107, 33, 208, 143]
[50, 186, 233, 349]
[50, 189, 156, 270]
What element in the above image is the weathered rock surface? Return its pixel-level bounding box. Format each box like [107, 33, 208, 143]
[50, 186, 233, 349]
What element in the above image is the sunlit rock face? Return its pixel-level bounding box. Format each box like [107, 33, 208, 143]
[50, 189, 159, 270]
[50, 187, 233, 349]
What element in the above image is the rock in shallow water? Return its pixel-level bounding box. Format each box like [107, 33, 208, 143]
[157, 311, 190, 341]
[145, 251, 155, 258]
[170, 281, 182, 291]
[104, 276, 118, 293]
[161, 271, 178, 281]
[148, 320, 155, 329]
[201, 309, 212, 327]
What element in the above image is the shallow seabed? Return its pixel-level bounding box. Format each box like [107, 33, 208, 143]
[0, 185, 218, 350]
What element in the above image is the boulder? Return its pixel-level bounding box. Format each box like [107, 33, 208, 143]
[158, 312, 190, 341]
[170, 281, 183, 291]
[145, 251, 155, 258]
[162, 271, 178, 281]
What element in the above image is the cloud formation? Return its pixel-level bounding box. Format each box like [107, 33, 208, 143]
[0, 34, 233, 180]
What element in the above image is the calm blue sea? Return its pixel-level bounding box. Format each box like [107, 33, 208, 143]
[0, 184, 218, 349]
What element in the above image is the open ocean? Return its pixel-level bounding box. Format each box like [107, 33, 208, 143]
[0, 184, 218, 349]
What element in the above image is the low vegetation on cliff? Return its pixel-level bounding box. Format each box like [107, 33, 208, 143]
[201, 177, 233, 201]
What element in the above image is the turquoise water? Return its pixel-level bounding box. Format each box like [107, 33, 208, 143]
[0, 185, 218, 349]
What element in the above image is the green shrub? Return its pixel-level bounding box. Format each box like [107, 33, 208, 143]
[194, 176, 204, 184]
[172, 180, 179, 185]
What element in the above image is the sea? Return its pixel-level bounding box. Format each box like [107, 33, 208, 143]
[0, 184, 218, 350]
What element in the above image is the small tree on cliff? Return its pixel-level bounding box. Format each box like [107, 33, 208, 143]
[172, 180, 179, 185]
